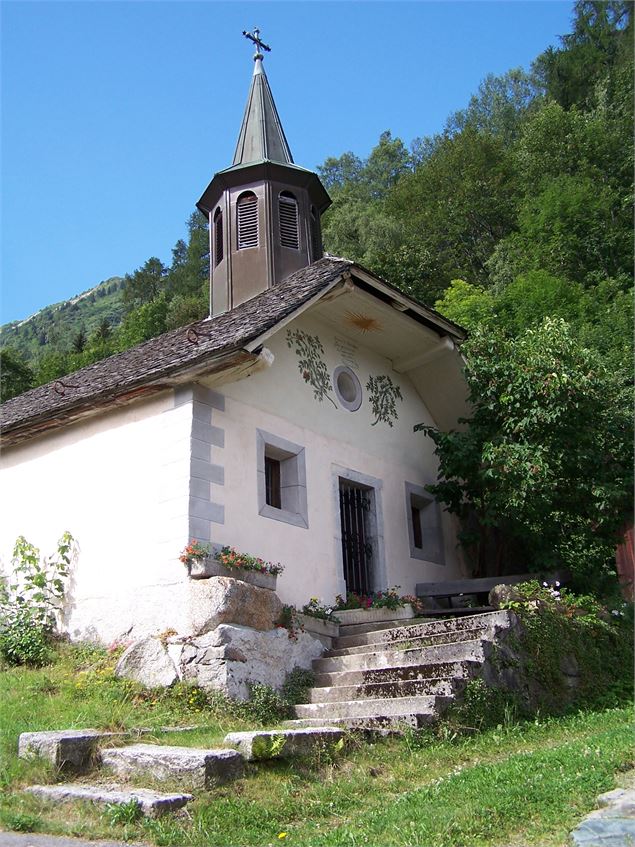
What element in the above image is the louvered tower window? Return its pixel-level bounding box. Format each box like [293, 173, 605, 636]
[213, 208, 223, 266]
[279, 191, 299, 249]
[310, 206, 321, 260]
[237, 192, 258, 249]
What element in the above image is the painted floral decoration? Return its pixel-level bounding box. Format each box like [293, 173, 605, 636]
[366, 374, 403, 427]
[286, 328, 337, 407]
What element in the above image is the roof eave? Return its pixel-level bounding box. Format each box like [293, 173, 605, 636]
[0, 348, 257, 448]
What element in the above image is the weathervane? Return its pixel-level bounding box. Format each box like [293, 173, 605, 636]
[242, 27, 271, 61]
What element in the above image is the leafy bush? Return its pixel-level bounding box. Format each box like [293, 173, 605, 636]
[281, 668, 315, 706]
[499, 582, 634, 714]
[0, 533, 74, 667]
[417, 318, 633, 591]
[244, 683, 292, 723]
[275, 604, 304, 640]
[0, 607, 51, 667]
[448, 679, 520, 733]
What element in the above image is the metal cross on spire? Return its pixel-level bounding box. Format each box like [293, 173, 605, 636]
[242, 27, 271, 61]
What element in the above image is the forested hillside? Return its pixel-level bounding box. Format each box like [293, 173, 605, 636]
[2, 1, 631, 403]
[0, 0, 632, 588]
[1, 276, 124, 362]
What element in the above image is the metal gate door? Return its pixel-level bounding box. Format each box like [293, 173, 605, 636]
[339, 480, 373, 596]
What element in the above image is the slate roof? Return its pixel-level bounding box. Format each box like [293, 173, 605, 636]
[1, 257, 465, 445]
[0, 258, 352, 439]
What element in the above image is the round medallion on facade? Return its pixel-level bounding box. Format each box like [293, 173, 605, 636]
[333, 366, 363, 412]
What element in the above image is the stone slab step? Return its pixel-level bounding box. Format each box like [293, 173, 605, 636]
[313, 658, 480, 689]
[313, 638, 488, 674]
[336, 618, 430, 638]
[294, 694, 451, 720]
[414, 605, 496, 617]
[334, 610, 511, 650]
[284, 712, 438, 731]
[17, 725, 206, 772]
[307, 676, 459, 703]
[335, 606, 415, 626]
[224, 727, 346, 761]
[19, 730, 102, 771]
[326, 626, 484, 658]
[25, 783, 192, 817]
[100, 743, 244, 788]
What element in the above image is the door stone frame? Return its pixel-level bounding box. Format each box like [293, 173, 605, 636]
[330, 464, 387, 598]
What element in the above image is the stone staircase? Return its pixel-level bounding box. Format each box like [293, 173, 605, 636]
[18, 610, 516, 818]
[286, 609, 515, 730]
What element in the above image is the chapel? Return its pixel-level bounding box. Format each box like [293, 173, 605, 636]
[0, 34, 469, 642]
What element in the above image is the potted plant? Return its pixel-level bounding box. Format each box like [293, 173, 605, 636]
[333, 588, 414, 625]
[180, 542, 283, 590]
[295, 598, 340, 642]
[179, 540, 211, 578]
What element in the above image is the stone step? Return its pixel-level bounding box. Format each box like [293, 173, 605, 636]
[326, 626, 483, 658]
[294, 694, 451, 721]
[19, 729, 102, 771]
[313, 658, 480, 689]
[334, 610, 510, 650]
[336, 618, 429, 638]
[224, 727, 346, 761]
[100, 743, 244, 789]
[284, 711, 441, 730]
[312, 638, 488, 675]
[285, 709, 445, 730]
[26, 783, 192, 817]
[307, 676, 460, 703]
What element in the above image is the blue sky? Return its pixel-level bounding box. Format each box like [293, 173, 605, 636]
[1, 1, 574, 325]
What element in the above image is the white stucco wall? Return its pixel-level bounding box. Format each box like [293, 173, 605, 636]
[202, 312, 465, 609]
[0, 394, 194, 642]
[0, 311, 466, 643]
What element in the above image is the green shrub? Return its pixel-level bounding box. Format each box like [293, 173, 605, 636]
[0, 811, 41, 833]
[0, 608, 51, 667]
[281, 668, 315, 705]
[448, 679, 521, 732]
[104, 800, 142, 826]
[0, 532, 74, 667]
[244, 683, 292, 723]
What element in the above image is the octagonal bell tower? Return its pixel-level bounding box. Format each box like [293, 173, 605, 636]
[197, 31, 332, 316]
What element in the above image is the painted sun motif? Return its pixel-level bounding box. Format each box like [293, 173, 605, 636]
[344, 311, 383, 333]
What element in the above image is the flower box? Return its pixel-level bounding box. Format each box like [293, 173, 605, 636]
[295, 613, 340, 639]
[189, 558, 278, 591]
[335, 604, 414, 626]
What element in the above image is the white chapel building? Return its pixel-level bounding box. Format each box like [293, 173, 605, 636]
[0, 44, 469, 643]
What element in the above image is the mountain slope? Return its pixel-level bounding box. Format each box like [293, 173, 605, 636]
[1, 277, 125, 363]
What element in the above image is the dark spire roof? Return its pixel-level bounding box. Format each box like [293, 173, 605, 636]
[232, 55, 294, 166]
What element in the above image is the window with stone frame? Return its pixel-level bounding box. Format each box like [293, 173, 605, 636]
[405, 482, 445, 564]
[256, 430, 308, 528]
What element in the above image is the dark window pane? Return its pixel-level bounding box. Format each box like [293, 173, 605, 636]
[412, 505, 423, 549]
[214, 208, 223, 266]
[265, 456, 282, 509]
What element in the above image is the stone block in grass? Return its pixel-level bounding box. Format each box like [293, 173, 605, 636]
[224, 727, 346, 761]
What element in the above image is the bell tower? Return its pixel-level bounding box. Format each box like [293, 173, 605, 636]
[197, 30, 332, 316]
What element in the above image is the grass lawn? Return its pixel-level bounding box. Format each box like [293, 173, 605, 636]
[0, 643, 633, 846]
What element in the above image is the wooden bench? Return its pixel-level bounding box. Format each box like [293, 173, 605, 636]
[415, 571, 569, 616]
